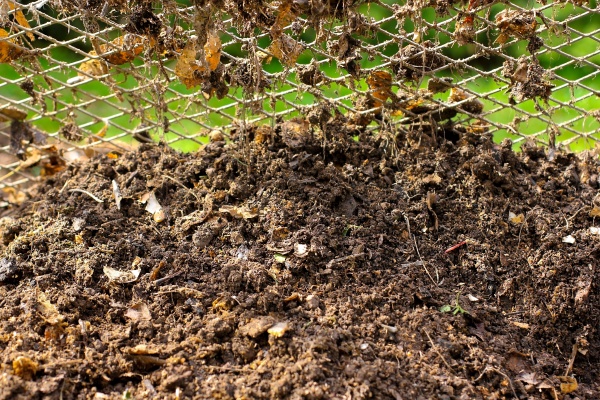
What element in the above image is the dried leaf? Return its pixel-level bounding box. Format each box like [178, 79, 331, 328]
[367, 70, 393, 107]
[12, 356, 38, 381]
[101, 35, 145, 65]
[495, 10, 537, 44]
[515, 371, 541, 385]
[143, 192, 165, 222]
[112, 180, 122, 210]
[589, 206, 600, 217]
[558, 376, 577, 394]
[7, 1, 34, 41]
[103, 266, 141, 284]
[78, 51, 109, 77]
[268, 34, 303, 67]
[0, 28, 24, 63]
[219, 205, 258, 219]
[0, 106, 27, 121]
[204, 31, 221, 71]
[37, 292, 64, 325]
[125, 303, 152, 322]
[2, 187, 27, 205]
[174, 41, 206, 88]
[509, 212, 524, 224]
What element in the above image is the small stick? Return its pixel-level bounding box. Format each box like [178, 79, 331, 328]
[59, 178, 73, 194]
[474, 366, 518, 399]
[326, 253, 365, 269]
[69, 189, 104, 203]
[564, 342, 578, 376]
[423, 329, 455, 373]
[164, 175, 200, 201]
[405, 215, 439, 285]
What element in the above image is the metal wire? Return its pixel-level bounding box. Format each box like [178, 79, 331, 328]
[0, 0, 599, 195]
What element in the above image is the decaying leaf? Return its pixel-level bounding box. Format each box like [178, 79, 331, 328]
[495, 9, 537, 45]
[508, 212, 524, 224]
[103, 266, 141, 283]
[174, 41, 207, 88]
[219, 205, 258, 219]
[0, 28, 24, 64]
[7, 1, 34, 41]
[449, 87, 484, 114]
[589, 206, 600, 217]
[141, 192, 165, 223]
[77, 51, 109, 77]
[100, 34, 146, 65]
[204, 31, 221, 71]
[511, 321, 530, 329]
[112, 180, 122, 210]
[12, 356, 38, 381]
[366, 70, 393, 108]
[558, 376, 577, 394]
[37, 292, 64, 325]
[268, 34, 303, 67]
[0, 106, 27, 121]
[2, 187, 26, 205]
[125, 302, 152, 322]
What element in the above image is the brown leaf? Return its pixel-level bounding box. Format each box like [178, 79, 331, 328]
[174, 42, 207, 88]
[7, 1, 34, 41]
[204, 31, 221, 71]
[0, 28, 24, 63]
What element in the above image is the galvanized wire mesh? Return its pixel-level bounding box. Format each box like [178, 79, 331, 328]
[0, 0, 599, 197]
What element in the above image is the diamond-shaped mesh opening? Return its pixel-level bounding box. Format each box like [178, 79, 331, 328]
[0, 0, 599, 197]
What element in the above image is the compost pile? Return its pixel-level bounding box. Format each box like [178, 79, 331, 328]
[0, 121, 598, 399]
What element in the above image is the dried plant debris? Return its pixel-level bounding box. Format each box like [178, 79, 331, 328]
[268, 34, 304, 67]
[448, 87, 484, 115]
[391, 41, 445, 82]
[124, 4, 163, 37]
[503, 56, 554, 103]
[454, 13, 476, 45]
[0, 28, 24, 63]
[495, 9, 538, 45]
[329, 32, 362, 77]
[10, 120, 47, 160]
[297, 62, 324, 86]
[393, 0, 461, 18]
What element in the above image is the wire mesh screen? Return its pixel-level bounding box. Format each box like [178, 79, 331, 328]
[0, 0, 599, 196]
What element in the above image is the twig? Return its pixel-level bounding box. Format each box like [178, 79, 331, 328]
[564, 342, 578, 376]
[474, 366, 518, 399]
[0, 164, 23, 182]
[59, 178, 73, 194]
[423, 329, 455, 373]
[405, 215, 439, 285]
[163, 175, 200, 202]
[326, 253, 366, 269]
[154, 271, 184, 285]
[69, 189, 104, 203]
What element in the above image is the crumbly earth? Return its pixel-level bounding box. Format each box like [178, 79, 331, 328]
[0, 122, 598, 399]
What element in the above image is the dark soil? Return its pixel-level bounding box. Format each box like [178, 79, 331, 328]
[0, 122, 598, 399]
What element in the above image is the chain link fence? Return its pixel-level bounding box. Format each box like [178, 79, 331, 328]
[0, 0, 599, 197]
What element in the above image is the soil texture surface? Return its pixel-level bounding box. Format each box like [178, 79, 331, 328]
[0, 124, 598, 399]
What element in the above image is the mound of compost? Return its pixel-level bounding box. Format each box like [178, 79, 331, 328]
[0, 123, 598, 399]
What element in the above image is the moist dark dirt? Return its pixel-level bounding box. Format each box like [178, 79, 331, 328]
[0, 122, 599, 399]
